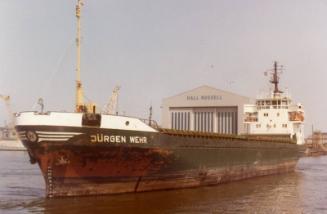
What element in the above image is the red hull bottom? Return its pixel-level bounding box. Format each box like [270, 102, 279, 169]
[46, 160, 297, 197]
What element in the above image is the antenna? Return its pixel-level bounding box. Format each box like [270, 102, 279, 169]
[270, 61, 283, 95]
[75, 0, 85, 112]
[149, 105, 153, 126]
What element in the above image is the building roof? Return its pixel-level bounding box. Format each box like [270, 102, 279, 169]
[162, 85, 251, 108]
[164, 85, 249, 100]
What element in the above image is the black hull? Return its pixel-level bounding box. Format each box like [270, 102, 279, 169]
[15, 125, 302, 197]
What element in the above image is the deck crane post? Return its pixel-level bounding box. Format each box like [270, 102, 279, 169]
[102, 86, 121, 115]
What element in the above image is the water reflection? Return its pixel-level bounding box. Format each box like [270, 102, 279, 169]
[0, 152, 326, 213]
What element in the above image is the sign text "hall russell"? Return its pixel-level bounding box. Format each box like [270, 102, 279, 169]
[187, 95, 222, 101]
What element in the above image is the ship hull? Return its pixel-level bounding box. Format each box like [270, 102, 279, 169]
[16, 125, 301, 198]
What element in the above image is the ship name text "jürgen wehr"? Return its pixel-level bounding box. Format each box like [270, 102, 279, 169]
[90, 134, 148, 144]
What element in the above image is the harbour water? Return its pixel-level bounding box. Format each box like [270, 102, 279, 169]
[0, 151, 326, 214]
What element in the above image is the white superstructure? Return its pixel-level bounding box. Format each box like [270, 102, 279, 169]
[244, 62, 305, 144]
[15, 112, 158, 133]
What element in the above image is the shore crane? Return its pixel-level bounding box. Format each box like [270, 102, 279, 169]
[0, 95, 14, 127]
[102, 86, 121, 115]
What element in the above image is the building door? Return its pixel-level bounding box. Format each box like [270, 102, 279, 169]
[216, 107, 238, 134]
[194, 111, 214, 132]
[171, 111, 191, 131]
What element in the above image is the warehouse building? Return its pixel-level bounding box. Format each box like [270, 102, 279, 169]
[161, 85, 251, 134]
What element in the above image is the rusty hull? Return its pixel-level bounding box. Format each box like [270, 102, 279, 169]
[16, 126, 301, 198]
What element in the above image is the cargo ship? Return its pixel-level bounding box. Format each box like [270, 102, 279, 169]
[15, 1, 303, 198]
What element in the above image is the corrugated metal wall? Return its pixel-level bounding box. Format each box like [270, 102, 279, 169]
[170, 107, 238, 134]
[194, 112, 214, 132]
[216, 109, 237, 134]
[171, 112, 191, 131]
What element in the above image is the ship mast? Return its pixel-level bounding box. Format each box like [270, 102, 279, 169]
[270, 61, 283, 95]
[75, 0, 84, 112]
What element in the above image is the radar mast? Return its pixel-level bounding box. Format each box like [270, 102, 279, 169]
[270, 61, 283, 96]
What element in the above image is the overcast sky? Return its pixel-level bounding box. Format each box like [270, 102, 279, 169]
[1, 0, 327, 136]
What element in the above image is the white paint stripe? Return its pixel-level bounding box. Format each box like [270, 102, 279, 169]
[38, 137, 70, 140]
[36, 131, 82, 135]
[37, 134, 81, 136]
[38, 135, 75, 138]
[38, 138, 69, 142]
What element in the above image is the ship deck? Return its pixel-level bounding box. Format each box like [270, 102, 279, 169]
[157, 128, 296, 144]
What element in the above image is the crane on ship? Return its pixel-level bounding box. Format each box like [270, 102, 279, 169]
[74, 0, 98, 114]
[102, 86, 121, 115]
